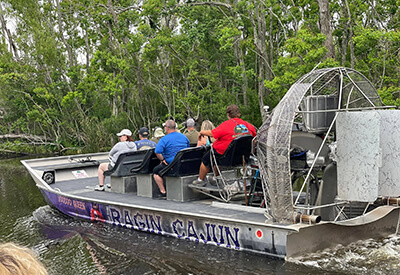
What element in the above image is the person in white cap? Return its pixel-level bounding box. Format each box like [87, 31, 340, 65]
[95, 129, 137, 191]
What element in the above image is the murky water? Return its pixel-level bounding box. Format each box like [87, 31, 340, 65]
[1, 158, 400, 274]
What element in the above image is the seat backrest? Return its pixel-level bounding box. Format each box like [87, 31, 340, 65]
[104, 149, 157, 177]
[130, 148, 159, 174]
[159, 145, 210, 177]
[218, 135, 253, 167]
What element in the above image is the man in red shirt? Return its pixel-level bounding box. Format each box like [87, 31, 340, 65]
[192, 104, 256, 186]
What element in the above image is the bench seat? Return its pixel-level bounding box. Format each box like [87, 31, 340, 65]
[158, 145, 210, 177]
[104, 149, 158, 177]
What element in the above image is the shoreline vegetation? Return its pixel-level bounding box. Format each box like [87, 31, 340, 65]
[0, 134, 83, 157]
[1, 1, 399, 152]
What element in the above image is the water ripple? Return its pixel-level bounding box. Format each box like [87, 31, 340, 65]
[292, 235, 400, 274]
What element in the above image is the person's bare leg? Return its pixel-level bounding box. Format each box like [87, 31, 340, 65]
[198, 163, 210, 180]
[153, 174, 166, 194]
[212, 165, 219, 177]
[98, 163, 108, 186]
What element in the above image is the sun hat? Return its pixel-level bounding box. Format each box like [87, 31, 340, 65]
[116, 129, 132, 136]
[153, 127, 165, 138]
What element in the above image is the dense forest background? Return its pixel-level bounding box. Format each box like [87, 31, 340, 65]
[0, 0, 399, 154]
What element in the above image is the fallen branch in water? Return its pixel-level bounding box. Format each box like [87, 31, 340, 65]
[0, 134, 53, 142]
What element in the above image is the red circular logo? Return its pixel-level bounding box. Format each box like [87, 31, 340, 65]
[256, 229, 263, 238]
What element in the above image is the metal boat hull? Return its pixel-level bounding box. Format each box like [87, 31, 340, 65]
[39, 187, 291, 258]
[22, 155, 400, 260]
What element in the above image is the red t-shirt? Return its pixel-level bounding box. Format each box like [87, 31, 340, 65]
[211, 118, 256, 154]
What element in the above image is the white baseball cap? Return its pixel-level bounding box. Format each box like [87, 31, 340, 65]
[116, 129, 132, 136]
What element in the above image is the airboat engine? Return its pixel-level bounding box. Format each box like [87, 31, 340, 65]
[257, 67, 400, 224]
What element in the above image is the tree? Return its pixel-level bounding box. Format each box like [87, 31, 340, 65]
[317, 0, 335, 59]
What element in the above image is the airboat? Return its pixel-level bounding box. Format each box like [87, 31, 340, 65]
[22, 67, 400, 260]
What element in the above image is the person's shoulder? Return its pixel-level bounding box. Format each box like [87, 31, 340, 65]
[127, 141, 137, 149]
[158, 136, 166, 143]
[149, 140, 157, 146]
[177, 132, 188, 138]
[244, 119, 256, 129]
[112, 141, 123, 148]
[238, 118, 253, 125]
[214, 119, 232, 130]
[176, 131, 190, 141]
[220, 119, 234, 126]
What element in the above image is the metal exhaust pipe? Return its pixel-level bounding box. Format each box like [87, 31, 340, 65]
[382, 197, 400, 206]
[294, 212, 321, 224]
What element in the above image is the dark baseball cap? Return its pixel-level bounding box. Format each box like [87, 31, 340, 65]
[139, 127, 149, 137]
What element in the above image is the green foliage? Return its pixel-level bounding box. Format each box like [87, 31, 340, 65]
[0, 0, 399, 154]
[379, 87, 400, 107]
[265, 28, 340, 108]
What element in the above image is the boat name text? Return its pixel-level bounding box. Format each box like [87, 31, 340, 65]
[108, 207, 240, 249]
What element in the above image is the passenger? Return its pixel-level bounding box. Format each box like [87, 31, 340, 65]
[183, 118, 199, 145]
[153, 119, 190, 199]
[150, 127, 165, 144]
[192, 104, 256, 186]
[196, 120, 215, 146]
[135, 127, 156, 150]
[95, 129, 137, 191]
[0, 242, 48, 275]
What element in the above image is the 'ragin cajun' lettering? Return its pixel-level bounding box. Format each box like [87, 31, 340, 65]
[172, 219, 240, 249]
[108, 207, 162, 234]
[106, 207, 240, 250]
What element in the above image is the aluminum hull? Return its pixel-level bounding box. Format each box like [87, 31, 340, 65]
[21, 154, 400, 260]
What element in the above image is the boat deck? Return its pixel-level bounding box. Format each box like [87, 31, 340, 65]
[50, 176, 280, 228]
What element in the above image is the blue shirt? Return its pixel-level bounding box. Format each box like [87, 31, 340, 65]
[135, 139, 156, 150]
[155, 132, 190, 164]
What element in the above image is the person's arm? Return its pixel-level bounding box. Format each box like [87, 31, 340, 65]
[197, 136, 207, 146]
[155, 153, 167, 165]
[199, 130, 213, 137]
[248, 123, 257, 137]
[109, 143, 120, 157]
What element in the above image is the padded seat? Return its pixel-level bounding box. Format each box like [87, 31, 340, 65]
[216, 135, 254, 167]
[159, 145, 210, 177]
[104, 149, 158, 177]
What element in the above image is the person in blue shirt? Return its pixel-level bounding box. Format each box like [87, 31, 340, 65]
[153, 119, 190, 198]
[135, 127, 156, 150]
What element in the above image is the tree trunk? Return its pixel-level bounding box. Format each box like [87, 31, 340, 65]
[55, 0, 74, 67]
[0, 5, 19, 60]
[344, 0, 355, 68]
[84, 26, 90, 69]
[249, 0, 269, 121]
[232, 1, 248, 106]
[317, 0, 335, 59]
